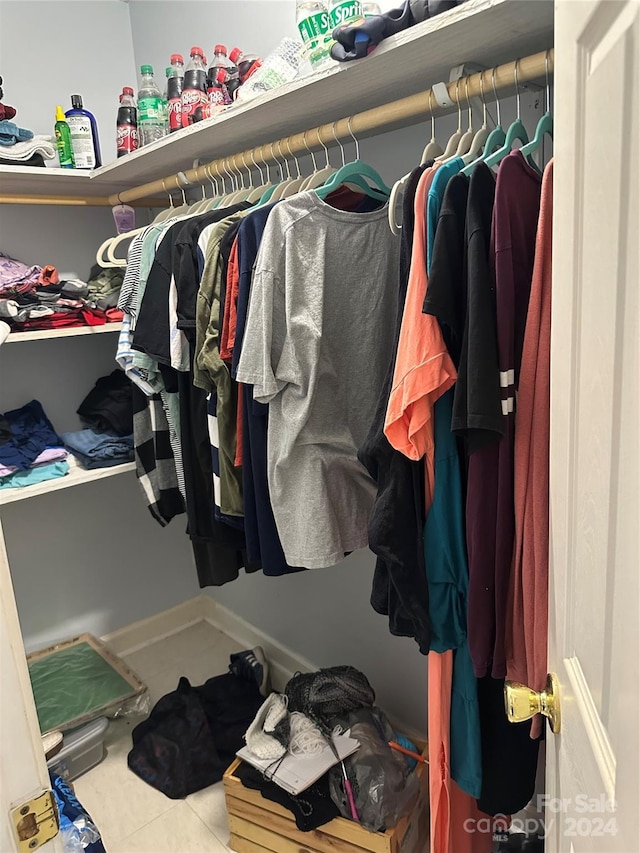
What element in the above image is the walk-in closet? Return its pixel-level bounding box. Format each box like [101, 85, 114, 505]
[0, 2, 637, 853]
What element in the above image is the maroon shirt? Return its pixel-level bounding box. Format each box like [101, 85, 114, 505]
[468, 151, 542, 678]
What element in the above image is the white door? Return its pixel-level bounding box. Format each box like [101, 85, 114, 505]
[547, 1, 639, 852]
[0, 518, 63, 853]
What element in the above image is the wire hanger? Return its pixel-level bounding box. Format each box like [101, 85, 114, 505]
[517, 50, 553, 169]
[484, 58, 531, 169]
[436, 79, 464, 161]
[421, 89, 444, 163]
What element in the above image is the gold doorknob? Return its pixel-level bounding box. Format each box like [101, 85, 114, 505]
[504, 673, 561, 733]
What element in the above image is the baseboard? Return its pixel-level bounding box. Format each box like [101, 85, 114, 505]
[101, 595, 207, 656]
[100, 595, 425, 743]
[100, 594, 317, 692]
[202, 596, 316, 692]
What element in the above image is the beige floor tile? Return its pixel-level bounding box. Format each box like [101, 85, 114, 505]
[186, 782, 230, 844]
[123, 621, 225, 680]
[109, 801, 230, 853]
[73, 728, 174, 844]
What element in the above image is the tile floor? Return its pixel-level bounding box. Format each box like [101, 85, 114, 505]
[74, 621, 248, 852]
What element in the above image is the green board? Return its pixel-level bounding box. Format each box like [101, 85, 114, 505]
[28, 637, 143, 734]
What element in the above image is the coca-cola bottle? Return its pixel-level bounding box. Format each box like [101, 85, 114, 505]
[116, 87, 139, 157]
[207, 45, 233, 105]
[181, 46, 208, 127]
[166, 53, 184, 133]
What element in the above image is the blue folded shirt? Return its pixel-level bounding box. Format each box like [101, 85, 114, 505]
[62, 429, 133, 470]
[0, 400, 61, 470]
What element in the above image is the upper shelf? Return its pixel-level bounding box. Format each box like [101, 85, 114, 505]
[0, 0, 553, 201]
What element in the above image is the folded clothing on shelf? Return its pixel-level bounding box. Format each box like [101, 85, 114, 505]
[0, 119, 34, 146]
[0, 400, 61, 470]
[62, 429, 134, 470]
[0, 251, 42, 293]
[0, 133, 55, 161]
[0, 446, 68, 478]
[0, 256, 125, 331]
[86, 265, 125, 311]
[0, 460, 70, 490]
[77, 369, 133, 436]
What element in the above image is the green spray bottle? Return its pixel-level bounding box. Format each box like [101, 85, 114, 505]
[54, 105, 75, 168]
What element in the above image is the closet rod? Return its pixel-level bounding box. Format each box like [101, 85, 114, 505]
[107, 48, 553, 207]
[0, 194, 170, 207]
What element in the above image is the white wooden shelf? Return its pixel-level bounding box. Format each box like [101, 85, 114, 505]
[0, 457, 135, 505]
[0, 165, 129, 200]
[0, 0, 553, 201]
[3, 323, 123, 343]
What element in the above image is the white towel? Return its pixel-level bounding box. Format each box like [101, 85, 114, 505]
[0, 135, 56, 161]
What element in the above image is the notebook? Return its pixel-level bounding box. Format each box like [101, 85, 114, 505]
[236, 732, 360, 796]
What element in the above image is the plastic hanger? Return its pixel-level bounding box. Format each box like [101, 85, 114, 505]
[189, 164, 219, 214]
[257, 143, 284, 205]
[421, 89, 444, 164]
[450, 78, 475, 158]
[461, 72, 493, 173]
[301, 126, 337, 191]
[389, 92, 441, 235]
[281, 138, 308, 198]
[484, 59, 531, 170]
[316, 117, 390, 201]
[269, 140, 297, 202]
[246, 149, 273, 204]
[314, 119, 388, 201]
[517, 51, 553, 169]
[213, 159, 239, 208]
[436, 80, 464, 161]
[228, 152, 255, 204]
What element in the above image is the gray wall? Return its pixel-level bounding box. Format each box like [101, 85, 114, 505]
[127, 0, 298, 96]
[0, 0, 137, 163]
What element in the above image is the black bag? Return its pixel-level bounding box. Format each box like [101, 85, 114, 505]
[127, 672, 262, 799]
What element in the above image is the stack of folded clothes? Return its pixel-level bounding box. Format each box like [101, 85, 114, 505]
[0, 400, 70, 490]
[62, 370, 134, 470]
[0, 253, 125, 332]
[0, 121, 56, 168]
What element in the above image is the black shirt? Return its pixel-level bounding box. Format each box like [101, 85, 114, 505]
[422, 173, 469, 366]
[450, 163, 502, 450]
[358, 164, 432, 654]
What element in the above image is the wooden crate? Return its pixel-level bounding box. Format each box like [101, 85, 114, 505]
[223, 741, 429, 853]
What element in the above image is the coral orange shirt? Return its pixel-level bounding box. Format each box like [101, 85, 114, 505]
[384, 166, 457, 503]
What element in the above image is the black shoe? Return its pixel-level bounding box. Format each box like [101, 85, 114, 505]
[229, 646, 271, 697]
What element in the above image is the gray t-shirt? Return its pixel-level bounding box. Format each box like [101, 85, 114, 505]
[236, 191, 400, 568]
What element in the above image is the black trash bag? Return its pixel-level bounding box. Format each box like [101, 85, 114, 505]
[127, 672, 262, 799]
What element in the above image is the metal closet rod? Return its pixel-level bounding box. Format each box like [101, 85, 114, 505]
[107, 47, 553, 207]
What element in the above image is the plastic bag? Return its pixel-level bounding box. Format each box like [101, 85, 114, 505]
[50, 772, 105, 853]
[329, 708, 420, 832]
